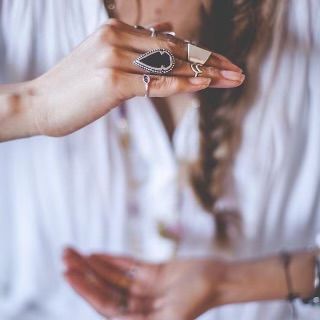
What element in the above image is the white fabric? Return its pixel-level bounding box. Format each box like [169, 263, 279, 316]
[0, 0, 319, 319]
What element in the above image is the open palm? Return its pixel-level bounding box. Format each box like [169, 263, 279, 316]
[63, 248, 226, 320]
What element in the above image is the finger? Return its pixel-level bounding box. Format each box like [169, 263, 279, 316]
[105, 19, 172, 37]
[146, 22, 173, 33]
[115, 71, 212, 98]
[65, 269, 154, 316]
[107, 19, 173, 36]
[63, 248, 126, 295]
[87, 255, 162, 296]
[64, 269, 122, 317]
[87, 255, 133, 291]
[99, 21, 241, 72]
[63, 248, 90, 272]
[90, 255, 160, 282]
[112, 314, 146, 320]
[90, 254, 138, 268]
[100, 48, 244, 88]
[63, 249, 122, 296]
[64, 249, 155, 315]
[112, 310, 162, 320]
[87, 255, 149, 296]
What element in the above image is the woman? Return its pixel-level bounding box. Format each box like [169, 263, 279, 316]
[0, 1, 242, 319]
[64, 0, 320, 319]
[0, 1, 319, 320]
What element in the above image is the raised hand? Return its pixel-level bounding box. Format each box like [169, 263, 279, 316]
[23, 19, 243, 137]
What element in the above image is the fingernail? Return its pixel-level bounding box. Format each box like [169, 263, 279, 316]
[189, 77, 211, 87]
[221, 70, 244, 81]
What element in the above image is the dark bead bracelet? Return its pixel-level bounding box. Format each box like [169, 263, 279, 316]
[280, 252, 299, 319]
[302, 253, 320, 306]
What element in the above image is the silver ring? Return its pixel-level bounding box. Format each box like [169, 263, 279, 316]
[134, 49, 175, 75]
[143, 74, 151, 97]
[187, 43, 211, 65]
[191, 63, 203, 78]
[149, 27, 156, 37]
[163, 31, 176, 37]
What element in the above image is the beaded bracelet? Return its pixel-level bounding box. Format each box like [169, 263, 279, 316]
[302, 252, 320, 306]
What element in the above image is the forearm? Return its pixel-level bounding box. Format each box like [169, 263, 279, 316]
[0, 81, 39, 142]
[214, 250, 317, 307]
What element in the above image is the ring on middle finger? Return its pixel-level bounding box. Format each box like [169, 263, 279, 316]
[187, 42, 212, 65]
[134, 49, 175, 75]
[191, 63, 203, 78]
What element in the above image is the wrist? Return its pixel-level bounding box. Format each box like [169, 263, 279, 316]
[211, 250, 318, 308]
[214, 257, 290, 306]
[289, 250, 317, 299]
[0, 81, 40, 141]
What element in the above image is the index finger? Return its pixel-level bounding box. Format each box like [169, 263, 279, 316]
[101, 20, 242, 72]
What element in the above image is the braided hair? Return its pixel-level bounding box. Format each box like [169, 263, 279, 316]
[192, 0, 283, 245]
[102, 0, 285, 245]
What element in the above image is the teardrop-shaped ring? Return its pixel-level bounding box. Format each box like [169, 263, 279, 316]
[134, 49, 175, 75]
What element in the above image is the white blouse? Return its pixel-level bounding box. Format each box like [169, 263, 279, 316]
[0, 0, 319, 319]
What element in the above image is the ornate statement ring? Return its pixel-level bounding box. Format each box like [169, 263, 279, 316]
[143, 74, 151, 97]
[187, 43, 212, 65]
[134, 49, 175, 75]
[191, 63, 203, 78]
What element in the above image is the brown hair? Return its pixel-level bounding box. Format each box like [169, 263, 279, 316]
[102, 0, 286, 244]
[192, 0, 286, 245]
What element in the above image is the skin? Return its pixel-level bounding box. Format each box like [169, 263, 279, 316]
[0, 18, 244, 142]
[113, 0, 219, 137]
[63, 248, 318, 320]
[0, 1, 317, 318]
[113, 0, 213, 40]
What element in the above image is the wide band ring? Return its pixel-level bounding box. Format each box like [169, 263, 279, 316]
[191, 63, 203, 78]
[187, 43, 212, 65]
[134, 49, 175, 75]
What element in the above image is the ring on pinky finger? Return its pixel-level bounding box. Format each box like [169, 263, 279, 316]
[143, 74, 151, 97]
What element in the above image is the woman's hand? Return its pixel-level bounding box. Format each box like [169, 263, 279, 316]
[63, 248, 319, 319]
[1, 19, 244, 140]
[63, 248, 228, 320]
